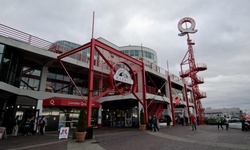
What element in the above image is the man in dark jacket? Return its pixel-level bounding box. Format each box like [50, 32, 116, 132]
[39, 116, 46, 135]
[152, 115, 159, 132]
[166, 115, 172, 128]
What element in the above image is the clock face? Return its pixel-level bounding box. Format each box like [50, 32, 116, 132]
[178, 17, 198, 35]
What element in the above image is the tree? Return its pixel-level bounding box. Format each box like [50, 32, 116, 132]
[77, 108, 87, 132]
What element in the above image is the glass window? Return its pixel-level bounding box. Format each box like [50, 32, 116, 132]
[20, 66, 41, 91]
[124, 50, 129, 55]
[148, 52, 152, 59]
[144, 51, 148, 58]
[47, 72, 56, 79]
[139, 51, 142, 57]
[130, 50, 135, 56]
[134, 50, 139, 56]
[0, 44, 4, 53]
[0, 44, 4, 64]
[32, 70, 41, 76]
[64, 75, 70, 82]
[56, 74, 63, 80]
[54, 83, 63, 93]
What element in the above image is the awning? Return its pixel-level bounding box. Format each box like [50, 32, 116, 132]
[43, 97, 100, 108]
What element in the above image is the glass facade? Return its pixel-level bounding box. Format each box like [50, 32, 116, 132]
[0, 44, 4, 66]
[20, 67, 41, 91]
[42, 107, 98, 130]
[0, 44, 23, 87]
[46, 72, 88, 96]
[54, 40, 81, 51]
[121, 50, 157, 62]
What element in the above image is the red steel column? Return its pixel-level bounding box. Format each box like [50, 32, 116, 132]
[86, 38, 95, 127]
[142, 61, 148, 123]
[183, 82, 191, 118]
[167, 74, 175, 125]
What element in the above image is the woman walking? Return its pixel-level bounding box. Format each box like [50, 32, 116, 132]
[190, 114, 197, 131]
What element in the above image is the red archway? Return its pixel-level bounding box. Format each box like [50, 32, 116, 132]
[57, 38, 147, 126]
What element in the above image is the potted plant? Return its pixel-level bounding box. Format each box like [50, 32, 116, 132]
[76, 108, 87, 142]
[140, 108, 146, 131]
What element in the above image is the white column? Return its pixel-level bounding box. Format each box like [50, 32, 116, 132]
[98, 104, 102, 128]
[36, 66, 48, 118]
[39, 66, 48, 92]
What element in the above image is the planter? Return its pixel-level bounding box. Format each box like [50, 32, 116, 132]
[76, 131, 87, 142]
[140, 124, 146, 131]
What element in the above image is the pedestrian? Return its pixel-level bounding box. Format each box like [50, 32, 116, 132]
[30, 116, 35, 134]
[23, 118, 31, 136]
[185, 116, 189, 126]
[39, 116, 46, 135]
[180, 115, 184, 126]
[216, 115, 223, 130]
[196, 116, 200, 126]
[148, 116, 152, 131]
[152, 115, 159, 132]
[37, 116, 43, 134]
[12, 115, 20, 136]
[190, 114, 197, 131]
[224, 115, 229, 130]
[239, 111, 246, 131]
[166, 115, 172, 128]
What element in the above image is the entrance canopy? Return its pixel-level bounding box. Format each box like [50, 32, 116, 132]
[43, 97, 100, 108]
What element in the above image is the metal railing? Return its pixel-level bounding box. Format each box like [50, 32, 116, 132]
[0, 24, 183, 84]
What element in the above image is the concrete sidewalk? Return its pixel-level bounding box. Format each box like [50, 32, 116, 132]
[68, 138, 105, 150]
[1, 125, 250, 150]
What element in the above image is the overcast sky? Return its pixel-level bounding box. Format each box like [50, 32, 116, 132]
[1, 0, 250, 113]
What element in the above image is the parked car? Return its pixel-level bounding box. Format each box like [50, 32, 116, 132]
[229, 120, 250, 131]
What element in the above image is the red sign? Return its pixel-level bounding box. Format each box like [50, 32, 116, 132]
[43, 97, 100, 108]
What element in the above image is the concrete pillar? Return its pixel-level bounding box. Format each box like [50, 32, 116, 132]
[98, 104, 102, 128]
[39, 66, 48, 92]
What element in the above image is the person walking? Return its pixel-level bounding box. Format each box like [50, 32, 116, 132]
[216, 115, 223, 130]
[152, 115, 159, 132]
[23, 118, 31, 136]
[39, 116, 46, 135]
[30, 116, 35, 134]
[166, 115, 172, 128]
[185, 116, 189, 126]
[180, 115, 184, 126]
[224, 115, 229, 130]
[196, 116, 200, 126]
[190, 114, 197, 131]
[12, 115, 20, 136]
[239, 111, 246, 131]
[148, 116, 152, 131]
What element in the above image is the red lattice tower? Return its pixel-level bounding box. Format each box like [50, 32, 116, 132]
[178, 17, 207, 124]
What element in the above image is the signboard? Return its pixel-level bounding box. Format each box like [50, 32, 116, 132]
[178, 17, 197, 36]
[0, 127, 7, 139]
[43, 97, 100, 108]
[125, 118, 132, 127]
[113, 68, 134, 85]
[59, 127, 69, 139]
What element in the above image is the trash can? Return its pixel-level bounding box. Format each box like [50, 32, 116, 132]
[85, 126, 93, 139]
[72, 128, 77, 139]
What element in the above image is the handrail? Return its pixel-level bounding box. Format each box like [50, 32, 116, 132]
[0, 24, 183, 84]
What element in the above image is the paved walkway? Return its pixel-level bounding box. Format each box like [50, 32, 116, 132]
[1, 125, 250, 150]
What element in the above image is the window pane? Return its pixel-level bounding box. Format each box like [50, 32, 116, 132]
[47, 72, 56, 79]
[130, 50, 135, 56]
[135, 50, 139, 56]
